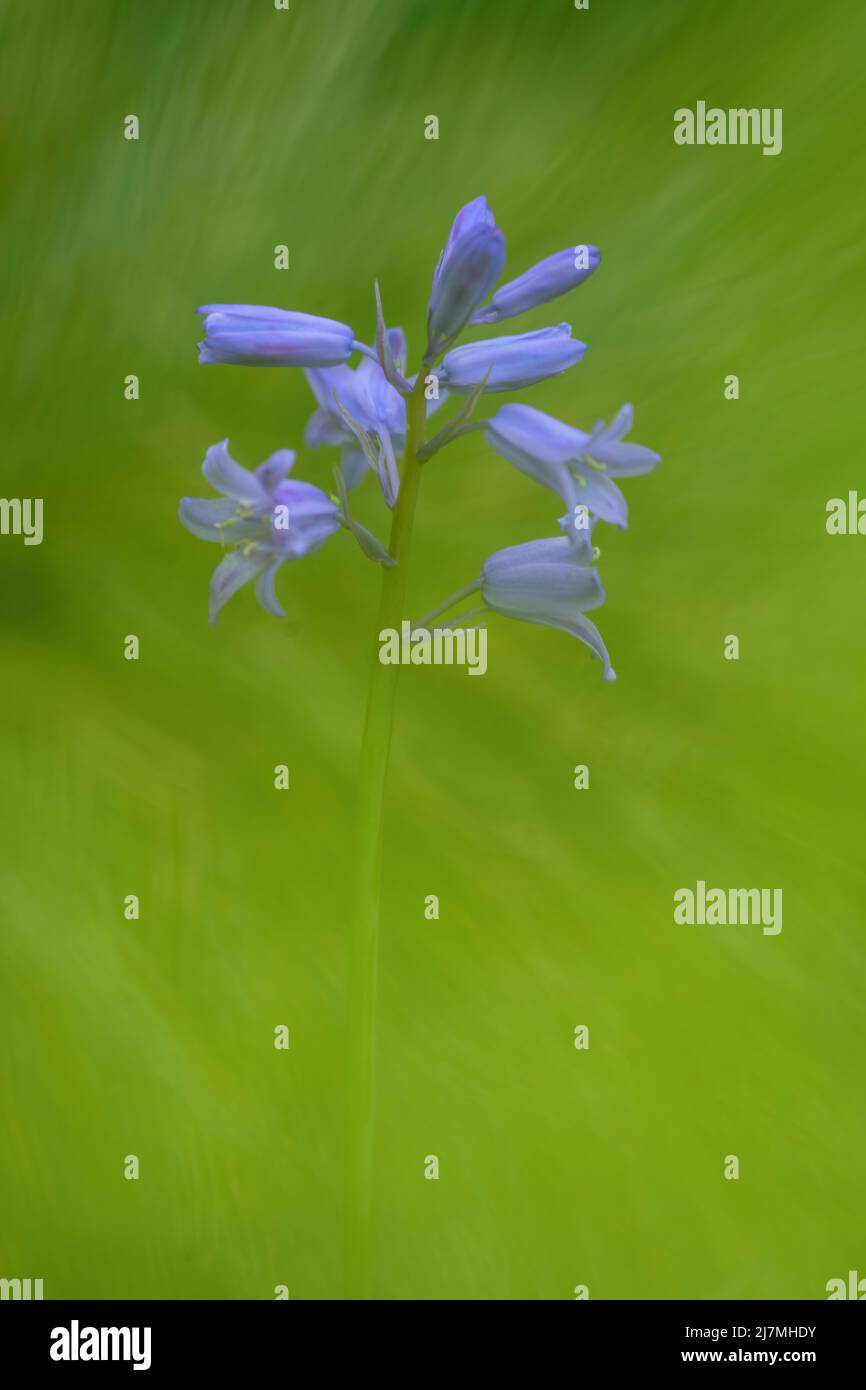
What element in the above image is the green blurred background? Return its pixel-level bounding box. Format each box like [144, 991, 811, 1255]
[1, 0, 864, 1300]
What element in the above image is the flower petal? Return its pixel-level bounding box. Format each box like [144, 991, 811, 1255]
[199, 306, 354, 339]
[198, 328, 353, 368]
[340, 446, 369, 491]
[488, 402, 590, 462]
[427, 218, 507, 358]
[541, 611, 616, 680]
[255, 449, 295, 495]
[385, 327, 407, 374]
[484, 558, 605, 614]
[571, 469, 629, 528]
[179, 496, 241, 542]
[483, 535, 577, 576]
[487, 602, 615, 680]
[304, 365, 362, 414]
[485, 418, 580, 514]
[270, 480, 341, 555]
[305, 408, 350, 449]
[254, 561, 287, 619]
[440, 324, 586, 394]
[208, 548, 271, 624]
[202, 440, 268, 507]
[585, 405, 660, 475]
[608, 403, 633, 439]
[471, 245, 601, 325]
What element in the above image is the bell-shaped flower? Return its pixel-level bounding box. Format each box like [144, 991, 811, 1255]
[179, 440, 340, 623]
[438, 324, 586, 395]
[471, 245, 600, 325]
[305, 331, 407, 453]
[481, 535, 615, 680]
[198, 304, 356, 367]
[426, 197, 507, 361]
[305, 356, 404, 506]
[484, 402, 659, 530]
[304, 328, 445, 502]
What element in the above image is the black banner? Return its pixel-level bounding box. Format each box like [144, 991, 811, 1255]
[1, 1299, 861, 1374]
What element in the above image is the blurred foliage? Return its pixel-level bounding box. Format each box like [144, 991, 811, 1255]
[1, 0, 864, 1299]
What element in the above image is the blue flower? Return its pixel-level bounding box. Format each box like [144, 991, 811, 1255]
[470, 245, 600, 325]
[198, 304, 356, 367]
[304, 328, 408, 491]
[186, 196, 658, 685]
[485, 402, 660, 529]
[426, 197, 506, 360]
[481, 534, 615, 679]
[304, 328, 446, 501]
[438, 324, 586, 394]
[179, 440, 340, 623]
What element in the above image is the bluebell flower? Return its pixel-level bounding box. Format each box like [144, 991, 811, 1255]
[426, 197, 506, 360]
[438, 324, 586, 394]
[198, 305, 357, 367]
[481, 535, 615, 679]
[305, 330, 407, 484]
[470, 245, 600, 325]
[179, 440, 340, 623]
[304, 328, 446, 500]
[186, 197, 657, 688]
[485, 403, 659, 529]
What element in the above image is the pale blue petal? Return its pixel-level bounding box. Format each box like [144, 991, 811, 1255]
[487, 602, 615, 680]
[208, 548, 271, 624]
[484, 559, 605, 614]
[199, 327, 353, 368]
[199, 306, 352, 336]
[587, 440, 661, 475]
[541, 611, 616, 680]
[340, 447, 369, 491]
[255, 562, 287, 619]
[179, 496, 240, 542]
[585, 405, 660, 474]
[483, 535, 575, 575]
[471, 245, 601, 324]
[255, 450, 295, 495]
[571, 469, 629, 528]
[485, 422, 579, 513]
[385, 327, 407, 373]
[202, 440, 268, 507]
[304, 365, 359, 413]
[305, 408, 350, 449]
[440, 324, 586, 393]
[488, 402, 590, 463]
[608, 403, 633, 439]
[427, 223, 506, 357]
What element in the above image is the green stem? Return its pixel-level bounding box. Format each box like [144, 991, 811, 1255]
[436, 606, 489, 631]
[345, 374, 428, 1300]
[413, 578, 482, 630]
